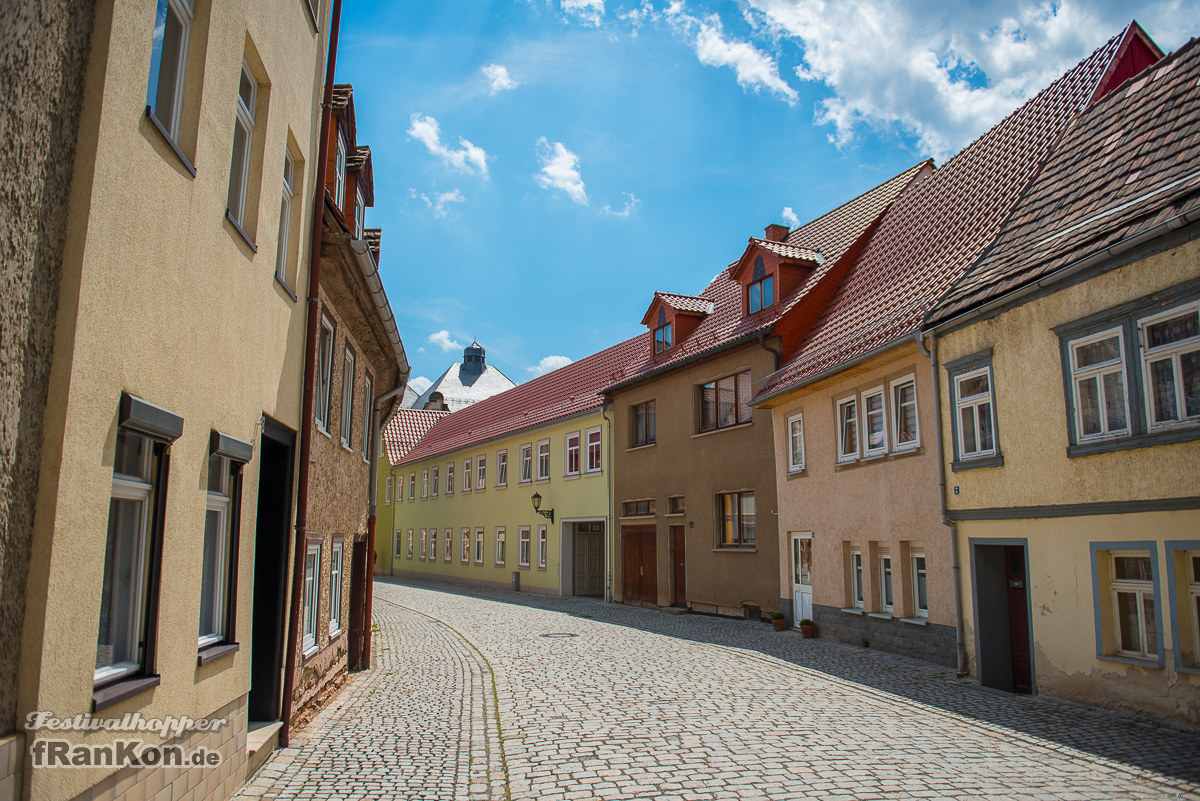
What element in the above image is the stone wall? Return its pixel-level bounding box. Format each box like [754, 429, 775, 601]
[0, 0, 97, 735]
[812, 604, 957, 668]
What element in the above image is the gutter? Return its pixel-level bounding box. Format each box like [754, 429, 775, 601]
[603, 331, 763, 396]
[349, 239, 409, 372]
[751, 333, 914, 407]
[280, 0, 341, 748]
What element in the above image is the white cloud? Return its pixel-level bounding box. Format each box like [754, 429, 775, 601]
[407, 114, 489, 177]
[428, 330, 464, 352]
[781, 206, 800, 228]
[601, 192, 641, 217]
[745, 0, 1195, 160]
[661, 7, 797, 103]
[408, 376, 433, 394]
[534, 138, 589, 205]
[527, 355, 574, 376]
[562, 0, 605, 26]
[415, 188, 466, 218]
[482, 63, 519, 94]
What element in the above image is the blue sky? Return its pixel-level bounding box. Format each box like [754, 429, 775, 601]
[336, 0, 1197, 392]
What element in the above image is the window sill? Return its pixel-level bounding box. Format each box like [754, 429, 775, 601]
[692, 422, 752, 440]
[316, 423, 332, 439]
[329, 628, 342, 641]
[951, 454, 1004, 472]
[144, 106, 196, 177]
[786, 468, 807, 479]
[518, 563, 531, 570]
[563, 473, 581, 480]
[1068, 426, 1200, 458]
[224, 209, 259, 253]
[900, 616, 929, 626]
[93, 674, 161, 712]
[584, 468, 603, 476]
[535, 477, 551, 484]
[711, 546, 757, 553]
[868, 612, 893, 620]
[619, 515, 656, 522]
[626, 442, 657, 453]
[1176, 663, 1200, 677]
[537, 565, 548, 572]
[275, 275, 298, 302]
[496, 483, 507, 490]
[840, 607, 865, 616]
[664, 512, 685, 518]
[302, 645, 319, 661]
[197, 642, 240, 666]
[1098, 653, 1163, 670]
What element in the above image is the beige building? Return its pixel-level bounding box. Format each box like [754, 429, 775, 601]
[8, 1, 333, 799]
[926, 37, 1198, 722]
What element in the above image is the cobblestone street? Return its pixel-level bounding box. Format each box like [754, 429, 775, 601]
[238, 579, 1200, 800]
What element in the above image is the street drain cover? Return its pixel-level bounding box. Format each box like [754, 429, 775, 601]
[539, 632, 579, 638]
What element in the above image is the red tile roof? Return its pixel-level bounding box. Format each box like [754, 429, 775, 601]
[757, 23, 1154, 399]
[395, 334, 648, 466]
[751, 238, 823, 263]
[382, 408, 451, 466]
[928, 37, 1199, 326]
[656, 292, 715, 316]
[606, 159, 931, 393]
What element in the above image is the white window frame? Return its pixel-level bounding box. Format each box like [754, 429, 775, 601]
[565, 432, 581, 476]
[429, 528, 438, 561]
[463, 458, 472, 493]
[850, 548, 864, 609]
[421, 469, 429, 499]
[536, 440, 550, 481]
[394, 529, 404, 557]
[954, 366, 997, 460]
[226, 60, 257, 227]
[275, 149, 295, 284]
[446, 462, 455, 495]
[431, 466, 439, 497]
[861, 387, 887, 458]
[890, 375, 920, 451]
[339, 348, 355, 448]
[419, 528, 426, 560]
[406, 529, 413, 559]
[476, 455, 486, 490]
[537, 525, 548, 569]
[355, 187, 365, 238]
[1139, 302, 1200, 429]
[911, 553, 928, 618]
[474, 528, 485, 565]
[519, 444, 533, 484]
[1068, 328, 1130, 442]
[518, 526, 531, 568]
[461, 527, 471, 564]
[147, 0, 193, 140]
[199, 455, 233, 648]
[361, 372, 373, 460]
[1188, 551, 1200, 666]
[315, 316, 334, 432]
[408, 473, 415, 501]
[302, 542, 321, 654]
[329, 541, 343, 636]
[1109, 550, 1157, 660]
[879, 552, 893, 614]
[444, 528, 453, 562]
[585, 427, 602, 473]
[334, 129, 347, 210]
[786, 412, 805, 473]
[384, 476, 392, 504]
[494, 527, 506, 566]
[496, 450, 508, 487]
[836, 396, 858, 463]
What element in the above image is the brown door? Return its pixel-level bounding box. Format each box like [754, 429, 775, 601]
[1005, 545, 1032, 694]
[622, 526, 657, 605]
[671, 525, 686, 607]
[573, 523, 604, 596]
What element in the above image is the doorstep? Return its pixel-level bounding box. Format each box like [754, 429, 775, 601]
[244, 720, 283, 781]
[656, 606, 689, 615]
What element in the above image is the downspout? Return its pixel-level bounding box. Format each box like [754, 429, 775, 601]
[757, 328, 781, 371]
[280, 0, 342, 748]
[387, 464, 400, 571]
[601, 400, 614, 603]
[364, 379, 409, 669]
[927, 330, 969, 677]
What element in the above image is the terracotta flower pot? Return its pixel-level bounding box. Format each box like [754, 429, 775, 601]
[772, 617, 787, 631]
[799, 624, 816, 638]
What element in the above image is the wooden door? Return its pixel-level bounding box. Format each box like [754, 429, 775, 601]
[573, 523, 604, 596]
[1005, 545, 1032, 694]
[622, 526, 656, 605]
[671, 526, 686, 607]
[639, 529, 657, 604]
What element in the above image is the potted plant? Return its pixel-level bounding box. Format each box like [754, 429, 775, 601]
[798, 618, 816, 638]
[770, 611, 787, 631]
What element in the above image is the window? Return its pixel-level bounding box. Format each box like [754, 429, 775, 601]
[496, 450, 508, 487]
[461, 528, 470, 563]
[315, 316, 334, 431]
[1066, 329, 1130, 441]
[699, 371, 752, 432]
[444, 529, 453, 562]
[394, 529, 404, 557]
[226, 60, 257, 228]
[787, 412, 805, 473]
[431, 466, 439, 497]
[748, 275, 774, 314]
[849, 548, 864, 608]
[147, 0, 193, 141]
[1108, 551, 1158, 660]
[667, 496, 685, 515]
[334, 129, 347, 210]
[1182, 550, 1200, 668]
[474, 528, 484, 564]
[536, 441, 550, 481]
[408, 473, 415, 501]
[654, 323, 672, 354]
[419, 529, 426, 560]
[631, 401, 656, 446]
[879, 552, 893, 614]
[537, 525, 548, 569]
[429, 528, 437, 561]
[836, 396, 858, 462]
[861, 387, 887, 457]
[495, 528, 506, 565]
[716, 491, 755, 547]
[953, 366, 997, 461]
[464, 458, 472, 492]
[406, 529, 413, 558]
[585, 428, 602, 472]
[623, 499, 655, 517]
[275, 150, 295, 284]
[447, 463, 455, 494]
[302, 542, 320, 654]
[1140, 304, 1200, 428]
[518, 527, 531, 568]
[891, 377, 919, 450]
[911, 554, 928, 617]
[565, 433, 581, 476]
[385, 476, 392, 504]
[519, 444, 532, 483]
[421, 469, 428, 499]
[355, 187, 365, 239]
[95, 429, 161, 685]
[339, 348, 355, 448]
[476, 455, 486, 490]
[199, 453, 239, 648]
[329, 541, 343, 635]
[361, 372, 373, 459]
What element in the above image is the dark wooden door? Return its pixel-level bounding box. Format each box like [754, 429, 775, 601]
[671, 525, 686, 607]
[1005, 545, 1032, 694]
[622, 526, 656, 605]
[573, 523, 604, 596]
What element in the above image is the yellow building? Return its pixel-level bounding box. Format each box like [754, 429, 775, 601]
[377, 338, 644, 597]
[8, 1, 332, 799]
[926, 38, 1199, 722]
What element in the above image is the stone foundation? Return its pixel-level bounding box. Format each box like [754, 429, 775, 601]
[0, 733, 22, 801]
[812, 604, 956, 667]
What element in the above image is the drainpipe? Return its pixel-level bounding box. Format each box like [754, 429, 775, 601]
[757, 328, 781, 371]
[280, 0, 342, 748]
[601, 400, 614, 603]
[927, 330, 969, 677]
[364, 380, 409, 669]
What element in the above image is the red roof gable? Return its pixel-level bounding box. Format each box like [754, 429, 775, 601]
[382, 408, 451, 466]
[757, 22, 1158, 399]
[397, 334, 648, 465]
[640, 292, 714, 326]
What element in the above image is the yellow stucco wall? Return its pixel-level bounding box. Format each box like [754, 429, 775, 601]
[19, 1, 327, 798]
[375, 411, 612, 596]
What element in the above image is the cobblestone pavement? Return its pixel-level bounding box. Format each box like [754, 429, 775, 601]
[239, 578, 1200, 800]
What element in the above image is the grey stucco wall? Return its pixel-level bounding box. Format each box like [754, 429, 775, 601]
[0, 0, 97, 734]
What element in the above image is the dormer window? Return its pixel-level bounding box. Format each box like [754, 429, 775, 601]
[748, 275, 774, 313]
[334, 129, 347, 210]
[355, 187, 364, 238]
[654, 323, 672, 354]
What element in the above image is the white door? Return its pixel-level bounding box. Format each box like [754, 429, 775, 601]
[790, 532, 813, 623]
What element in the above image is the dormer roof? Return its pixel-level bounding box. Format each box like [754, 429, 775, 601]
[348, 144, 374, 206]
[640, 292, 714, 326]
[733, 239, 823, 278]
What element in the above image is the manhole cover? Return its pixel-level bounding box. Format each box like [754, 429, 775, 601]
[539, 632, 579, 638]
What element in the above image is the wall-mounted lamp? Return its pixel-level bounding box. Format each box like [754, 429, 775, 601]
[531, 492, 554, 523]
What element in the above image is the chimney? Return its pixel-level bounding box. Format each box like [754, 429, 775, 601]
[764, 224, 789, 242]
